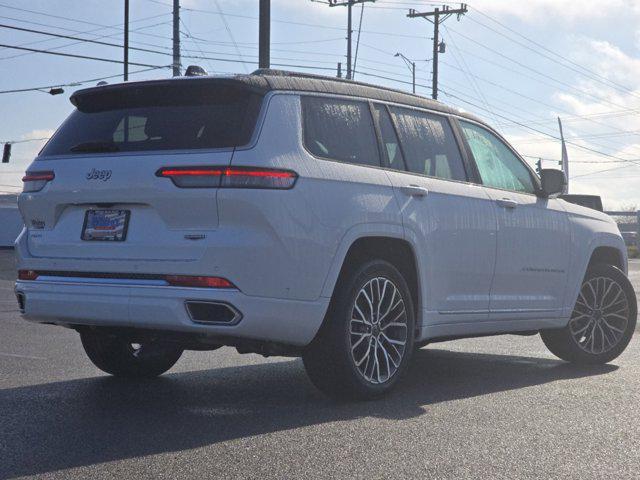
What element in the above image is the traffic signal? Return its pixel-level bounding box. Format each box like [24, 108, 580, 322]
[2, 143, 10, 163]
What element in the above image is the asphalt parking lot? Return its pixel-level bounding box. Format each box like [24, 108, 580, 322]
[1, 251, 639, 479]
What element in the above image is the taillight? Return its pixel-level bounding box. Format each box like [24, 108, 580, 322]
[165, 275, 236, 288]
[156, 166, 297, 189]
[18, 270, 38, 281]
[22, 171, 55, 192]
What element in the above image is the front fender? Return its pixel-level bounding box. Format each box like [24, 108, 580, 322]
[562, 232, 627, 319]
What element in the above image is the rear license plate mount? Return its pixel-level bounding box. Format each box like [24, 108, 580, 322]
[81, 209, 130, 242]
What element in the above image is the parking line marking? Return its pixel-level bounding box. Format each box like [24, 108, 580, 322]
[0, 352, 46, 360]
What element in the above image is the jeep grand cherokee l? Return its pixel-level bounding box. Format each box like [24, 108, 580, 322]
[15, 70, 637, 399]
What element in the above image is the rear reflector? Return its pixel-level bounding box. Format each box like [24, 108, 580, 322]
[22, 171, 55, 193]
[17, 270, 236, 289]
[165, 275, 236, 289]
[18, 270, 38, 281]
[156, 166, 297, 189]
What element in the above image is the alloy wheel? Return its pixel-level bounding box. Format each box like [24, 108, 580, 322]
[570, 276, 630, 355]
[349, 277, 408, 384]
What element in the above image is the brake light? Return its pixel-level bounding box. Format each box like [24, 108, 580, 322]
[22, 171, 55, 192]
[156, 166, 297, 189]
[165, 275, 236, 289]
[18, 270, 38, 281]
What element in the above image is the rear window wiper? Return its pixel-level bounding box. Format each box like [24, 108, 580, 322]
[70, 141, 120, 153]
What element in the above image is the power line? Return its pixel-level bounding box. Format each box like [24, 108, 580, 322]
[440, 24, 502, 135]
[180, 18, 215, 73]
[439, 89, 640, 166]
[0, 13, 170, 60]
[0, 2, 171, 42]
[0, 23, 174, 57]
[0, 65, 170, 95]
[469, 7, 640, 101]
[212, 0, 248, 73]
[445, 23, 640, 115]
[144, 0, 429, 39]
[0, 43, 166, 68]
[0, 137, 50, 144]
[439, 59, 640, 149]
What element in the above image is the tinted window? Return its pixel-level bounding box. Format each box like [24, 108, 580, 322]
[40, 83, 263, 156]
[460, 121, 536, 194]
[302, 96, 380, 167]
[372, 104, 405, 171]
[389, 107, 466, 181]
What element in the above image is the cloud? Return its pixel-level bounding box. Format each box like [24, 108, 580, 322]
[472, 0, 640, 23]
[498, 32, 640, 210]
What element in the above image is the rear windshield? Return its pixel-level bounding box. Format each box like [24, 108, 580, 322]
[40, 82, 263, 156]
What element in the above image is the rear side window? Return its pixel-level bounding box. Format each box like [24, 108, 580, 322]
[302, 96, 380, 167]
[40, 82, 263, 156]
[389, 107, 466, 182]
[372, 103, 405, 171]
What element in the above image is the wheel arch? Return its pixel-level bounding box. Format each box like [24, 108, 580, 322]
[588, 245, 625, 271]
[562, 234, 628, 320]
[321, 230, 421, 337]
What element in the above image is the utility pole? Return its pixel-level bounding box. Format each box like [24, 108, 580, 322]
[327, 0, 375, 80]
[337, 62, 342, 78]
[172, 0, 181, 76]
[259, 0, 270, 69]
[124, 0, 129, 81]
[408, 4, 467, 100]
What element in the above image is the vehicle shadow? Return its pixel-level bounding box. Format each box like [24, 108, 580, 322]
[0, 347, 617, 479]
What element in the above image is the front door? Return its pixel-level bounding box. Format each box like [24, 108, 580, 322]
[458, 120, 570, 319]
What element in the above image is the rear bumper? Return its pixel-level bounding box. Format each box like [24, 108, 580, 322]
[14, 279, 329, 347]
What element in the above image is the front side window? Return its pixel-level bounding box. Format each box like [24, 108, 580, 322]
[460, 121, 537, 194]
[302, 96, 380, 167]
[389, 107, 467, 182]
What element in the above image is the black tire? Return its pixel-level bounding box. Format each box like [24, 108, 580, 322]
[303, 259, 415, 400]
[80, 330, 184, 378]
[541, 263, 637, 364]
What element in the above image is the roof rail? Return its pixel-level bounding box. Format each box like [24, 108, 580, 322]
[250, 68, 435, 104]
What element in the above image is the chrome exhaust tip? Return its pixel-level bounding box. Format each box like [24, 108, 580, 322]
[185, 301, 242, 325]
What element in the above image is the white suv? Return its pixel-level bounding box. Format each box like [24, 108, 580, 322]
[15, 70, 637, 399]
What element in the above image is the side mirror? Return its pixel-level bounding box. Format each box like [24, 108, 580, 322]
[539, 168, 566, 197]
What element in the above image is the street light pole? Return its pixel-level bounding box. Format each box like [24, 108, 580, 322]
[395, 52, 416, 94]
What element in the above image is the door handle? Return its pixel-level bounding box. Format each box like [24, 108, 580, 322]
[400, 185, 429, 197]
[496, 198, 518, 209]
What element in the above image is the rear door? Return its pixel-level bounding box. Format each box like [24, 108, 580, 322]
[458, 120, 570, 318]
[19, 79, 263, 261]
[374, 104, 497, 324]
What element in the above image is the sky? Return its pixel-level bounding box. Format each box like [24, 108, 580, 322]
[1, 0, 640, 209]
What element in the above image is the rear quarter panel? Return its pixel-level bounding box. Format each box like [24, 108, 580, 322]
[223, 92, 403, 301]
